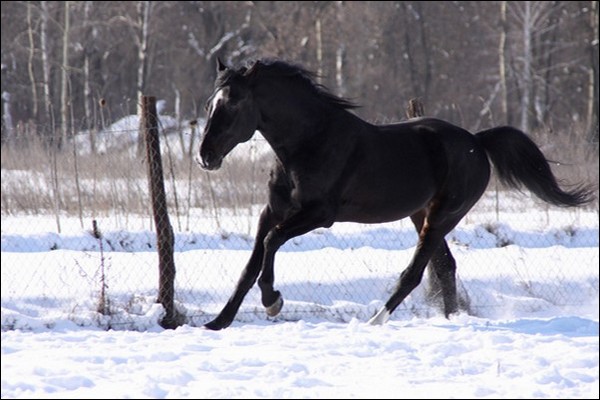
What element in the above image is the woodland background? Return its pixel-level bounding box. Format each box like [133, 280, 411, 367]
[1, 1, 598, 145]
[1, 1, 598, 221]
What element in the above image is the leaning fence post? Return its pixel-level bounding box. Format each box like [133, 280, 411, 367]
[141, 95, 182, 329]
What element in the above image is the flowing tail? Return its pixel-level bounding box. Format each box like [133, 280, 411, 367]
[475, 126, 594, 207]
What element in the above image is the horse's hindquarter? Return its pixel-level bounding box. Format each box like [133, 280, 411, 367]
[335, 126, 443, 223]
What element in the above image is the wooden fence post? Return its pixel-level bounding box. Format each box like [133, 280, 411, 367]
[141, 95, 182, 329]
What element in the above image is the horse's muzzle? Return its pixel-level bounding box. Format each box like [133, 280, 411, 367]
[198, 150, 223, 171]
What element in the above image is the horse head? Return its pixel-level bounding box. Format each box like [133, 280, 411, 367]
[198, 59, 259, 170]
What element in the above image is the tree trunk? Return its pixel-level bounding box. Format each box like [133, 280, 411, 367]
[588, 0, 599, 146]
[2, 92, 14, 144]
[60, 1, 71, 147]
[537, 2, 559, 128]
[336, 46, 345, 96]
[26, 2, 38, 121]
[499, 1, 508, 125]
[335, 2, 346, 96]
[83, 1, 96, 154]
[136, 1, 151, 156]
[315, 18, 323, 82]
[40, 1, 52, 135]
[520, 1, 532, 133]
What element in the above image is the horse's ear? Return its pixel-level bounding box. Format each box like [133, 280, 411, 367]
[216, 57, 227, 73]
[244, 60, 260, 77]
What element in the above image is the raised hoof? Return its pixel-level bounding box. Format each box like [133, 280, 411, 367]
[265, 294, 284, 317]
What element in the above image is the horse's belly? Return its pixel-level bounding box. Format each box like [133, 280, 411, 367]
[338, 211, 411, 224]
[336, 193, 432, 224]
[334, 148, 439, 223]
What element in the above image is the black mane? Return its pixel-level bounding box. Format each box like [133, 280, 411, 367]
[247, 59, 359, 110]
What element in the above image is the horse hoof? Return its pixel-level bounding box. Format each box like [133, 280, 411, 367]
[204, 318, 229, 331]
[265, 294, 284, 317]
[368, 307, 390, 325]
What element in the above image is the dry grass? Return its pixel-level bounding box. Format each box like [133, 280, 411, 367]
[1, 124, 597, 227]
[0, 129, 272, 230]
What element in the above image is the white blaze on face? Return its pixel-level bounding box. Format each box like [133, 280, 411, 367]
[209, 88, 225, 118]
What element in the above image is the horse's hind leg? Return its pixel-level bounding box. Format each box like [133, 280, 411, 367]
[409, 210, 458, 317]
[204, 206, 278, 330]
[426, 241, 459, 317]
[369, 208, 465, 325]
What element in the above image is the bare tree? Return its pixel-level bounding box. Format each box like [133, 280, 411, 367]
[183, 1, 252, 113]
[40, 1, 52, 133]
[82, 1, 93, 133]
[587, 0, 599, 145]
[505, 1, 565, 132]
[499, 0, 509, 125]
[26, 1, 38, 121]
[135, 1, 152, 155]
[60, 1, 70, 147]
[0, 1, 596, 148]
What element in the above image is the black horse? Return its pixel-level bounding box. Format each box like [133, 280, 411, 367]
[198, 58, 593, 330]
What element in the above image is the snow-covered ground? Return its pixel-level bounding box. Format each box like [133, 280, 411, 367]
[2, 315, 598, 399]
[1, 205, 598, 398]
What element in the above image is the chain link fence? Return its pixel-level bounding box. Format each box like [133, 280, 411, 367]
[1, 108, 598, 330]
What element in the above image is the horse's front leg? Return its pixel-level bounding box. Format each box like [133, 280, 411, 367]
[257, 205, 334, 317]
[204, 206, 277, 330]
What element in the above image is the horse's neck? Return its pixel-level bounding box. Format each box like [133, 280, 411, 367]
[257, 124, 305, 164]
[257, 103, 324, 154]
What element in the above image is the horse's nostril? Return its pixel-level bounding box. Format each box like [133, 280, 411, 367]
[194, 153, 204, 167]
[199, 149, 221, 170]
[200, 148, 213, 165]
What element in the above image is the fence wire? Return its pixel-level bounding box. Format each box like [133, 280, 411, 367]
[1, 116, 598, 330]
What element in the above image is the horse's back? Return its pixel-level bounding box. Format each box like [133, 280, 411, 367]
[332, 118, 454, 222]
[380, 117, 478, 146]
[339, 117, 491, 221]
